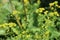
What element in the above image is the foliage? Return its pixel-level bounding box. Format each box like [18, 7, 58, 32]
[0, 0, 60, 40]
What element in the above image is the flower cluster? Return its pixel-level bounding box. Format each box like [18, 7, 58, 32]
[49, 1, 60, 8]
[36, 8, 45, 13]
[49, 1, 58, 7]
[49, 11, 59, 16]
[24, 0, 29, 5]
[12, 10, 20, 15]
[0, 22, 16, 28]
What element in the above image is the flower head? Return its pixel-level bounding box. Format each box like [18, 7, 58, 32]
[44, 10, 48, 15]
[26, 34, 30, 38]
[54, 1, 58, 4]
[49, 12, 54, 16]
[49, 3, 54, 7]
[12, 10, 20, 15]
[24, 0, 29, 5]
[8, 22, 16, 27]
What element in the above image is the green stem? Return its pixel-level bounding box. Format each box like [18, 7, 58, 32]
[22, 0, 27, 21]
[9, 0, 22, 29]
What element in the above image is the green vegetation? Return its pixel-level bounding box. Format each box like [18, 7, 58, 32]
[0, 0, 60, 40]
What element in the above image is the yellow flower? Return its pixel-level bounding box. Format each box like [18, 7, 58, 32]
[39, 8, 45, 12]
[49, 12, 54, 16]
[4, 23, 8, 25]
[54, 11, 58, 15]
[49, 3, 54, 7]
[13, 10, 18, 15]
[8, 22, 16, 27]
[24, 0, 28, 3]
[54, 11, 59, 16]
[36, 8, 45, 13]
[0, 23, 16, 28]
[44, 10, 48, 15]
[24, 0, 29, 5]
[45, 31, 50, 35]
[2, 24, 6, 28]
[13, 10, 20, 15]
[22, 31, 26, 34]
[2, 23, 9, 27]
[51, 7, 54, 10]
[39, 10, 43, 12]
[37, 0, 41, 4]
[54, 1, 58, 4]
[0, 23, 8, 28]
[57, 14, 59, 16]
[26, 34, 30, 38]
[39, 8, 45, 10]
[55, 4, 58, 7]
[57, 6, 60, 8]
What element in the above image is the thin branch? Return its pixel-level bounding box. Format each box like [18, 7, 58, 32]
[22, 0, 27, 21]
[9, 0, 22, 29]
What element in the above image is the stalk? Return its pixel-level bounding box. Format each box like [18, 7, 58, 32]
[9, 0, 22, 29]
